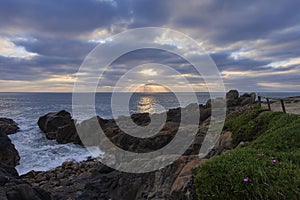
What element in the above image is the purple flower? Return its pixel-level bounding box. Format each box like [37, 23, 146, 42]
[272, 159, 277, 163]
[243, 177, 249, 182]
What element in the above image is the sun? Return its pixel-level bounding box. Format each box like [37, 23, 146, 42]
[140, 69, 158, 76]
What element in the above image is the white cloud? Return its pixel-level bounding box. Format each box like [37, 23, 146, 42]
[0, 37, 38, 59]
[140, 69, 158, 76]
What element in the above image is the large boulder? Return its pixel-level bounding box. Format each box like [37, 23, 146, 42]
[226, 90, 239, 107]
[0, 118, 19, 135]
[0, 132, 20, 167]
[38, 110, 79, 144]
[250, 92, 256, 104]
[239, 92, 256, 106]
[56, 123, 81, 144]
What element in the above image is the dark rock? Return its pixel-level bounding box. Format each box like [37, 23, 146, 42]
[38, 110, 80, 144]
[200, 108, 211, 122]
[0, 128, 50, 199]
[0, 161, 50, 200]
[131, 113, 151, 126]
[5, 179, 51, 200]
[0, 118, 19, 135]
[23, 156, 205, 200]
[226, 91, 257, 108]
[0, 163, 18, 186]
[226, 90, 239, 100]
[56, 123, 81, 144]
[239, 93, 253, 106]
[38, 110, 72, 133]
[183, 119, 208, 156]
[205, 99, 211, 109]
[226, 90, 239, 107]
[0, 132, 20, 167]
[166, 107, 181, 123]
[250, 92, 256, 104]
[240, 97, 251, 105]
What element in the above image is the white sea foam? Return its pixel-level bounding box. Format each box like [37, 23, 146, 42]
[9, 123, 94, 175]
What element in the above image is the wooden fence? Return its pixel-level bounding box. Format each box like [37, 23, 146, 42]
[257, 95, 300, 113]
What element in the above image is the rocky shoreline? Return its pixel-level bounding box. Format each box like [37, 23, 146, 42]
[0, 118, 51, 200]
[0, 90, 256, 200]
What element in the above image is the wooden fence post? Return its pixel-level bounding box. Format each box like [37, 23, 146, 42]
[266, 98, 271, 111]
[280, 100, 286, 113]
[258, 96, 261, 107]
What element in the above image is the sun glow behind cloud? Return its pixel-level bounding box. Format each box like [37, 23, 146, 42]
[134, 84, 170, 93]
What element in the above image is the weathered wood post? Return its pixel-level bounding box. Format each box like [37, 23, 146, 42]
[280, 99, 286, 113]
[258, 96, 261, 107]
[266, 98, 271, 111]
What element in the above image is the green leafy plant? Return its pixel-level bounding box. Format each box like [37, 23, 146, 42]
[194, 108, 300, 200]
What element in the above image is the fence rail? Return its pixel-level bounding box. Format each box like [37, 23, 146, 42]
[258, 95, 300, 113]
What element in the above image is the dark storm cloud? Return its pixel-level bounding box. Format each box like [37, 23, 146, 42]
[13, 37, 97, 58]
[0, 0, 130, 37]
[127, 0, 172, 27]
[0, 0, 299, 91]
[110, 49, 201, 75]
[173, 0, 300, 45]
[210, 51, 271, 71]
[0, 55, 81, 80]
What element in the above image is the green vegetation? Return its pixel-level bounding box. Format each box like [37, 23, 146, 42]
[224, 106, 266, 147]
[194, 107, 300, 200]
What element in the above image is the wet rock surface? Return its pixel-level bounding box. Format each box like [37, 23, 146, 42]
[0, 118, 19, 135]
[0, 137, 51, 200]
[38, 110, 81, 144]
[0, 131, 20, 167]
[0, 162, 51, 200]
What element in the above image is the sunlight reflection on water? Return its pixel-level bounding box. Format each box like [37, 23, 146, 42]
[136, 95, 156, 113]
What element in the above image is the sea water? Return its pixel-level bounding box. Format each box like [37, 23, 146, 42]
[0, 92, 210, 174]
[1, 92, 299, 174]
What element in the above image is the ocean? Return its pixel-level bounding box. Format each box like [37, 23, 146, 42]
[0, 92, 299, 174]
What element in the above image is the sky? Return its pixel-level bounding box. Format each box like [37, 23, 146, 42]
[0, 0, 300, 92]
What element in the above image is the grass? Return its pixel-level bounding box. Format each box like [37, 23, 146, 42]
[194, 106, 300, 200]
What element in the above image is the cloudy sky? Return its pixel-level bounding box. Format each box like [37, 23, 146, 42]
[0, 0, 299, 92]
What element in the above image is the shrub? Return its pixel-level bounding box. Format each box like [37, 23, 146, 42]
[224, 107, 265, 147]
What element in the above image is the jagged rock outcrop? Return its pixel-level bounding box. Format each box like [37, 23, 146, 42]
[0, 118, 19, 135]
[0, 132, 20, 167]
[0, 161, 51, 200]
[31, 91, 257, 199]
[239, 92, 256, 105]
[22, 156, 207, 200]
[226, 90, 256, 108]
[0, 126, 51, 200]
[37, 110, 81, 144]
